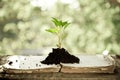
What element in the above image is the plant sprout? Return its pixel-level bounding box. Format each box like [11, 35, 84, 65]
[46, 18, 70, 48]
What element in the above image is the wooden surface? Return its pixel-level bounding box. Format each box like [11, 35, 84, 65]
[0, 55, 120, 80]
[0, 72, 118, 80]
[61, 55, 115, 73]
[1, 55, 115, 73]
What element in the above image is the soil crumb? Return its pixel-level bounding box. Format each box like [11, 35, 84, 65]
[41, 48, 80, 65]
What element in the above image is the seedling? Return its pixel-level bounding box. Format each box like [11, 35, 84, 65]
[41, 18, 79, 64]
[46, 18, 70, 48]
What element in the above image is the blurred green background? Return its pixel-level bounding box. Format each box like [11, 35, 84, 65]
[0, 0, 120, 55]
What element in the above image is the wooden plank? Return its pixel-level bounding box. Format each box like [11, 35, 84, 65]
[1, 55, 115, 73]
[61, 65, 115, 73]
[3, 67, 60, 73]
[61, 55, 115, 73]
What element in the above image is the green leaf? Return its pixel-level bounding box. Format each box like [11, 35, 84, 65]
[63, 22, 70, 29]
[59, 20, 63, 27]
[46, 28, 58, 34]
[52, 17, 60, 27]
[62, 21, 67, 27]
[52, 17, 64, 27]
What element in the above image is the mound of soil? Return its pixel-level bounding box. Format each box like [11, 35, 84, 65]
[41, 48, 80, 65]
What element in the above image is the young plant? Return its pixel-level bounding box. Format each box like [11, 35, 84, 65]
[46, 18, 70, 48]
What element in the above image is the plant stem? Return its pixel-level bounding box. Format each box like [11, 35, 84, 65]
[57, 26, 62, 48]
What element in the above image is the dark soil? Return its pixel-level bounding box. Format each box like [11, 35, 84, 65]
[116, 54, 120, 59]
[41, 48, 80, 65]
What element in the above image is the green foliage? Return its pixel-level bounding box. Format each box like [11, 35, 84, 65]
[51, 18, 70, 29]
[46, 28, 58, 34]
[0, 0, 120, 55]
[46, 18, 70, 48]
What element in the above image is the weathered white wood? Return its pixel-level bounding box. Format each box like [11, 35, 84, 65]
[61, 55, 115, 73]
[1, 55, 115, 73]
[61, 55, 114, 67]
[3, 55, 60, 69]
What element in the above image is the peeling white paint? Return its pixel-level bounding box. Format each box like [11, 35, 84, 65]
[3, 55, 59, 69]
